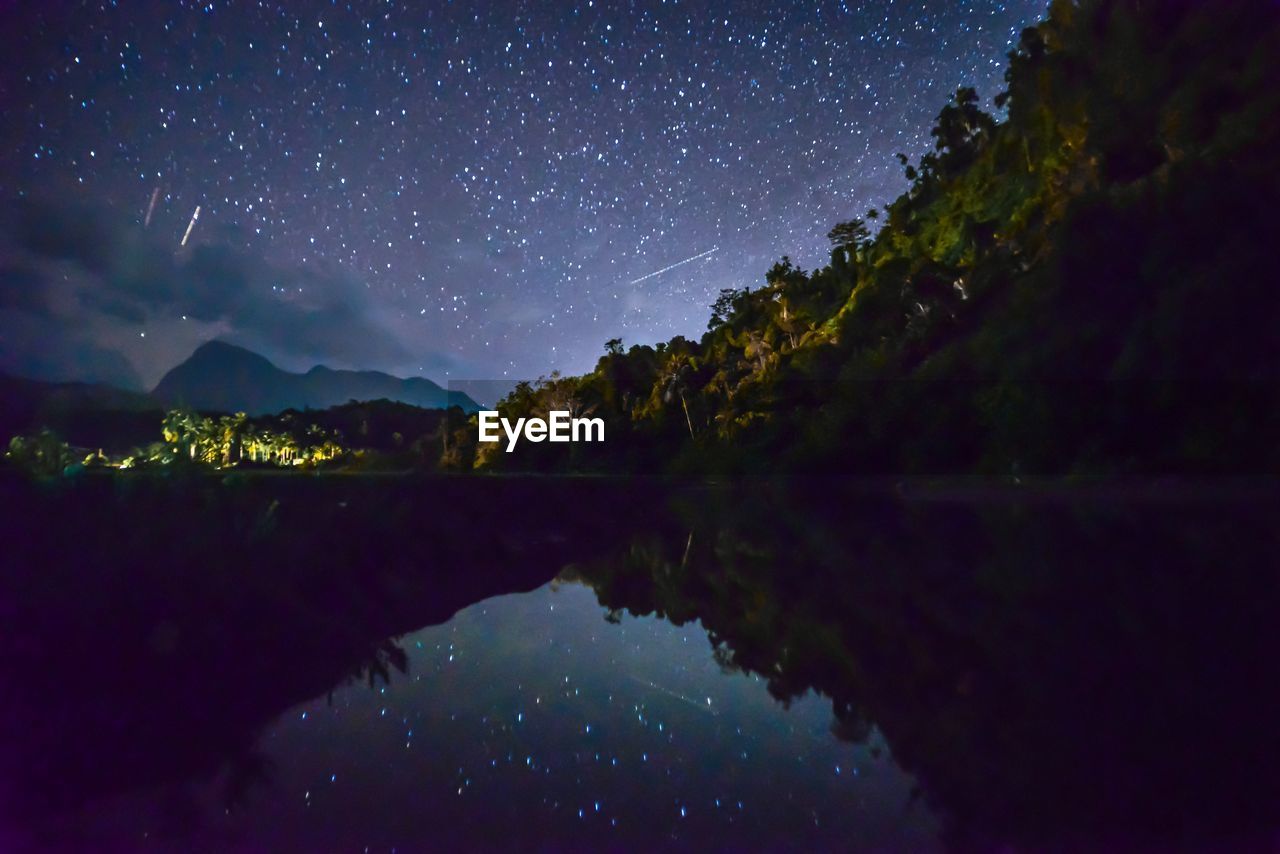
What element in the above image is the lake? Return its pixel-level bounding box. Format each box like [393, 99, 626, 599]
[1, 473, 1277, 850]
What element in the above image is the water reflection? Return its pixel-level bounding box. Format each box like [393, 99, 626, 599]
[130, 582, 931, 850]
[1, 473, 1277, 850]
[565, 482, 1280, 850]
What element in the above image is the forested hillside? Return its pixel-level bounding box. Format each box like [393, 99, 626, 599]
[449, 0, 1280, 476]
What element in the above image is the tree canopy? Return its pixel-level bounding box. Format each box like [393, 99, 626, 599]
[451, 0, 1280, 477]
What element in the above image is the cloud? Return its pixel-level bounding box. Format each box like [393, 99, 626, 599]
[0, 198, 450, 388]
[0, 310, 144, 389]
[0, 263, 54, 316]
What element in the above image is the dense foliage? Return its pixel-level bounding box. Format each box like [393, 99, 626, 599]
[455, 0, 1280, 475]
[3, 399, 471, 474]
[6, 429, 77, 477]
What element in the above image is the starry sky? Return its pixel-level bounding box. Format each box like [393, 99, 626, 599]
[0, 0, 1047, 390]
[63, 579, 936, 848]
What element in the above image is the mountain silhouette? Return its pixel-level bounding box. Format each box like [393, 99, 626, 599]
[153, 341, 480, 415]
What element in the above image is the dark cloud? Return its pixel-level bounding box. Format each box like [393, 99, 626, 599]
[0, 198, 448, 387]
[11, 200, 119, 275]
[0, 311, 144, 390]
[0, 263, 52, 316]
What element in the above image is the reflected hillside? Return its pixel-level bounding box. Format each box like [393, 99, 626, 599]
[2, 473, 1277, 850]
[564, 482, 1280, 850]
[0, 473, 669, 837]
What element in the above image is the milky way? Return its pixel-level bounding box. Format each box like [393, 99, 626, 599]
[1, 0, 1047, 385]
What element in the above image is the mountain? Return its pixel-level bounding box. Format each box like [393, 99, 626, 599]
[0, 372, 163, 452]
[153, 341, 480, 415]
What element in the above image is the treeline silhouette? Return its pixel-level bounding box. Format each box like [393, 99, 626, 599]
[563, 481, 1280, 849]
[449, 0, 1280, 476]
[0, 471, 670, 845]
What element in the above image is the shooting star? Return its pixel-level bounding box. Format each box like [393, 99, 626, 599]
[144, 186, 160, 228]
[180, 205, 200, 247]
[628, 246, 718, 285]
[629, 675, 718, 715]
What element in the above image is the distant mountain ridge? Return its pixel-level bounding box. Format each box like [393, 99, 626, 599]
[153, 341, 480, 415]
[0, 372, 163, 452]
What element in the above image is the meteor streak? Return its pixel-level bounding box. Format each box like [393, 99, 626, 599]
[180, 205, 200, 247]
[629, 675, 718, 715]
[628, 246, 718, 285]
[144, 186, 160, 228]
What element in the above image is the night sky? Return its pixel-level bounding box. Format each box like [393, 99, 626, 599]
[0, 0, 1046, 390]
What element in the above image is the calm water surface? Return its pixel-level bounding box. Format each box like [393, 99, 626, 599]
[95, 581, 933, 851]
[1, 475, 1277, 851]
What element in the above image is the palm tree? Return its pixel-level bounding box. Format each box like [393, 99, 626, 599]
[215, 413, 248, 466]
[279, 434, 299, 465]
[661, 357, 697, 440]
[194, 415, 220, 464]
[162, 409, 199, 460]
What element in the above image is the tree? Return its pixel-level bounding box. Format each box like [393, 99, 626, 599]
[6, 429, 73, 476]
[661, 357, 697, 440]
[708, 288, 745, 331]
[739, 329, 772, 373]
[929, 86, 996, 176]
[827, 219, 870, 251]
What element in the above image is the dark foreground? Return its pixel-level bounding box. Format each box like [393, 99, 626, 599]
[0, 472, 1277, 851]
